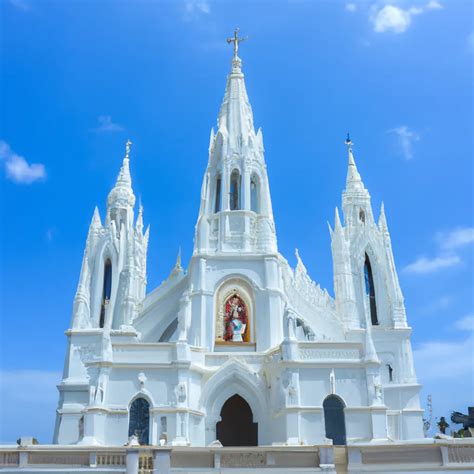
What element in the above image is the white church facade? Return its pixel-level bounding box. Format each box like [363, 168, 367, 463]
[51, 37, 427, 450]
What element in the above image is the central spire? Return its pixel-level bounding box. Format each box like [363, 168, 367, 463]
[194, 30, 277, 254]
[217, 28, 256, 151]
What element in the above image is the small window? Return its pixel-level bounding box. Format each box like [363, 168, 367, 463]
[128, 398, 150, 445]
[364, 254, 378, 325]
[100, 259, 112, 328]
[250, 175, 259, 213]
[387, 364, 393, 382]
[359, 209, 365, 223]
[215, 175, 222, 213]
[229, 170, 241, 211]
[323, 395, 346, 445]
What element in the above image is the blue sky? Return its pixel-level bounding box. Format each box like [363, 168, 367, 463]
[1, 0, 473, 443]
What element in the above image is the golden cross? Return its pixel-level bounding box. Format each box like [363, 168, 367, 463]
[125, 139, 132, 159]
[227, 28, 247, 59]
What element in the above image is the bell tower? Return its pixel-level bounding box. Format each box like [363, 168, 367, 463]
[70, 140, 149, 331]
[194, 29, 277, 255]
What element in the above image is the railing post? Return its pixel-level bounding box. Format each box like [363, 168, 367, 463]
[89, 452, 97, 468]
[440, 445, 449, 466]
[126, 448, 139, 474]
[214, 451, 221, 468]
[18, 451, 28, 468]
[153, 448, 171, 474]
[319, 445, 335, 471]
[347, 446, 362, 467]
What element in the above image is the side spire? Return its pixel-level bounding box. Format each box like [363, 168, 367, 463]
[116, 139, 132, 188]
[334, 207, 342, 231]
[378, 202, 388, 233]
[345, 133, 365, 193]
[91, 206, 102, 229]
[107, 140, 136, 230]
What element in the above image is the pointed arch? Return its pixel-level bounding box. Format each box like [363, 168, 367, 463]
[128, 396, 150, 445]
[91, 240, 119, 328]
[216, 394, 258, 446]
[200, 359, 267, 445]
[230, 169, 241, 210]
[214, 173, 222, 213]
[214, 277, 256, 345]
[364, 253, 378, 325]
[323, 394, 346, 445]
[100, 258, 112, 328]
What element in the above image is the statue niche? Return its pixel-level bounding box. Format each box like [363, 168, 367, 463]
[216, 286, 252, 343]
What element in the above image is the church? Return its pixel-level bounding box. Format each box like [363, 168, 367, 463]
[53, 31, 425, 449]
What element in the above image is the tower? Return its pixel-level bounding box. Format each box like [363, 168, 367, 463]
[332, 135, 408, 331]
[71, 140, 149, 331]
[331, 136, 421, 439]
[194, 31, 277, 255]
[54, 141, 149, 444]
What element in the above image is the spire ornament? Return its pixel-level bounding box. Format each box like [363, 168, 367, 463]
[345, 132, 353, 150]
[227, 28, 247, 60]
[125, 139, 132, 160]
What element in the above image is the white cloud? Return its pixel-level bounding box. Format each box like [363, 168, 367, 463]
[419, 295, 452, 315]
[438, 227, 474, 251]
[413, 334, 474, 381]
[345, 3, 357, 12]
[405, 225, 473, 275]
[0, 369, 61, 443]
[426, 0, 442, 10]
[403, 255, 461, 274]
[0, 140, 46, 184]
[388, 125, 420, 160]
[455, 314, 474, 332]
[91, 115, 124, 133]
[8, 0, 30, 11]
[183, 0, 211, 21]
[46, 228, 55, 242]
[468, 32, 474, 53]
[0, 370, 61, 404]
[371, 2, 442, 34]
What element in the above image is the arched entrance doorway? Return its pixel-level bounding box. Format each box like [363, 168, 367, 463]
[216, 394, 257, 446]
[128, 397, 150, 445]
[323, 395, 346, 445]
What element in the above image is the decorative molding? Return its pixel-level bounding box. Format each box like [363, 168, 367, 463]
[298, 348, 360, 360]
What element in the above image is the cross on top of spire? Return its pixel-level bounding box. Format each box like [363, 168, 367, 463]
[227, 28, 247, 60]
[345, 133, 353, 150]
[125, 139, 132, 160]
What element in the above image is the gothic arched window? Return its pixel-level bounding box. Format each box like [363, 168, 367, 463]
[215, 175, 222, 213]
[100, 259, 112, 328]
[359, 208, 365, 223]
[230, 170, 241, 210]
[250, 174, 259, 213]
[364, 254, 378, 325]
[128, 397, 150, 445]
[323, 395, 346, 445]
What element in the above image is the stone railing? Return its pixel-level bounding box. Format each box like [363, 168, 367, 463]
[348, 440, 474, 472]
[0, 445, 335, 473]
[1, 441, 473, 473]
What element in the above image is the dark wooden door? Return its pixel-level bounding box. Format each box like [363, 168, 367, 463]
[216, 394, 258, 446]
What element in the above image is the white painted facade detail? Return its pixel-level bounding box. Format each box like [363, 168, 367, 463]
[53, 51, 425, 449]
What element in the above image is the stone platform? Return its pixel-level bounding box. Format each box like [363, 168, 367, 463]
[1, 440, 473, 473]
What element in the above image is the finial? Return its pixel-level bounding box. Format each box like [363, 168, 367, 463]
[176, 247, 182, 269]
[227, 28, 247, 60]
[345, 133, 353, 149]
[125, 139, 132, 160]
